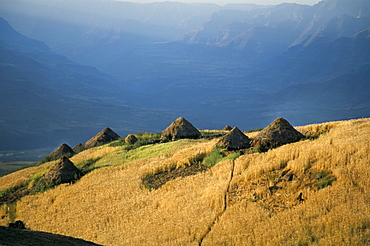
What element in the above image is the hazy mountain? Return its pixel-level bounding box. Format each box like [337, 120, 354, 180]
[0, 17, 125, 100]
[302, 15, 370, 46]
[4, 0, 368, 84]
[166, 24, 370, 127]
[0, 0, 220, 47]
[272, 67, 370, 119]
[0, 0, 369, 151]
[184, 3, 310, 50]
[0, 0, 224, 82]
[293, 0, 370, 44]
[314, 0, 370, 18]
[239, 25, 370, 93]
[0, 18, 184, 150]
[185, 0, 370, 52]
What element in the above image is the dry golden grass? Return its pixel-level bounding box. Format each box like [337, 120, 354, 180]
[0, 162, 55, 191]
[204, 118, 370, 245]
[70, 145, 118, 164]
[1, 118, 369, 245]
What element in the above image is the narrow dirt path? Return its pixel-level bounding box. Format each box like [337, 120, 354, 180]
[198, 160, 236, 245]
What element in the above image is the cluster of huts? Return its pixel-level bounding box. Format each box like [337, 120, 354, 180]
[45, 127, 121, 161]
[40, 117, 305, 187]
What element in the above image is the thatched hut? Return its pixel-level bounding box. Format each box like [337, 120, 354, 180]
[125, 134, 138, 145]
[252, 118, 305, 149]
[161, 117, 201, 142]
[42, 157, 82, 187]
[217, 127, 251, 150]
[222, 125, 232, 131]
[84, 128, 120, 149]
[46, 143, 75, 161]
[72, 143, 85, 153]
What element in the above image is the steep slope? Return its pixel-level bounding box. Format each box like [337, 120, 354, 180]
[0, 118, 369, 245]
[302, 14, 370, 46]
[184, 0, 370, 66]
[0, 0, 220, 69]
[184, 0, 370, 50]
[0, 17, 122, 100]
[295, 0, 370, 44]
[252, 26, 370, 91]
[184, 3, 311, 56]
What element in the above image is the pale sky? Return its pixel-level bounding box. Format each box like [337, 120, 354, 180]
[118, 0, 323, 5]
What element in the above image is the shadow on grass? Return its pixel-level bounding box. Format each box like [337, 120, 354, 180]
[142, 150, 241, 190]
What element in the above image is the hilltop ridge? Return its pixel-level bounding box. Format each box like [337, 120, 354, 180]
[0, 118, 369, 245]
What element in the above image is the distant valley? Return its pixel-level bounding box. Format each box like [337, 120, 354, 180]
[0, 0, 369, 153]
[0, 17, 183, 150]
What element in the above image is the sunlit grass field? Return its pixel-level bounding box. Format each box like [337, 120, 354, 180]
[0, 118, 369, 245]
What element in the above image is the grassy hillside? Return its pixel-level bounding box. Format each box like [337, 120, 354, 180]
[0, 118, 369, 245]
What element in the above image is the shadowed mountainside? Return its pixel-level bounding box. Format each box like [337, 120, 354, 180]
[0, 17, 201, 150]
[0, 0, 370, 151]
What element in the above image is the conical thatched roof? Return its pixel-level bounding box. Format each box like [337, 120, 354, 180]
[46, 143, 75, 161]
[252, 118, 305, 148]
[222, 125, 232, 131]
[161, 117, 201, 142]
[72, 143, 85, 153]
[125, 134, 138, 145]
[217, 127, 251, 150]
[84, 128, 120, 149]
[42, 157, 82, 187]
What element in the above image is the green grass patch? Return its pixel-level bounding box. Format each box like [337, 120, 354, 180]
[119, 139, 198, 164]
[314, 170, 336, 190]
[0, 182, 28, 198]
[202, 150, 224, 167]
[244, 145, 268, 154]
[0, 180, 30, 205]
[109, 132, 161, 150]
[76, 158, 102, 174]
[188, 153, 207, 165]
[0, 164, 54, 205]
[92, 139, 203, 170]
[225, 152, 241, 160]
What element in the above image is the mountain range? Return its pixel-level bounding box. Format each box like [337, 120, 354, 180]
[0, 0, 369, 152]
[0, 17, 184, 150]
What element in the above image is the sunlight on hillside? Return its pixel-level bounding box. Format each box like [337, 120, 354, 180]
[1, 118, 369, 245]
